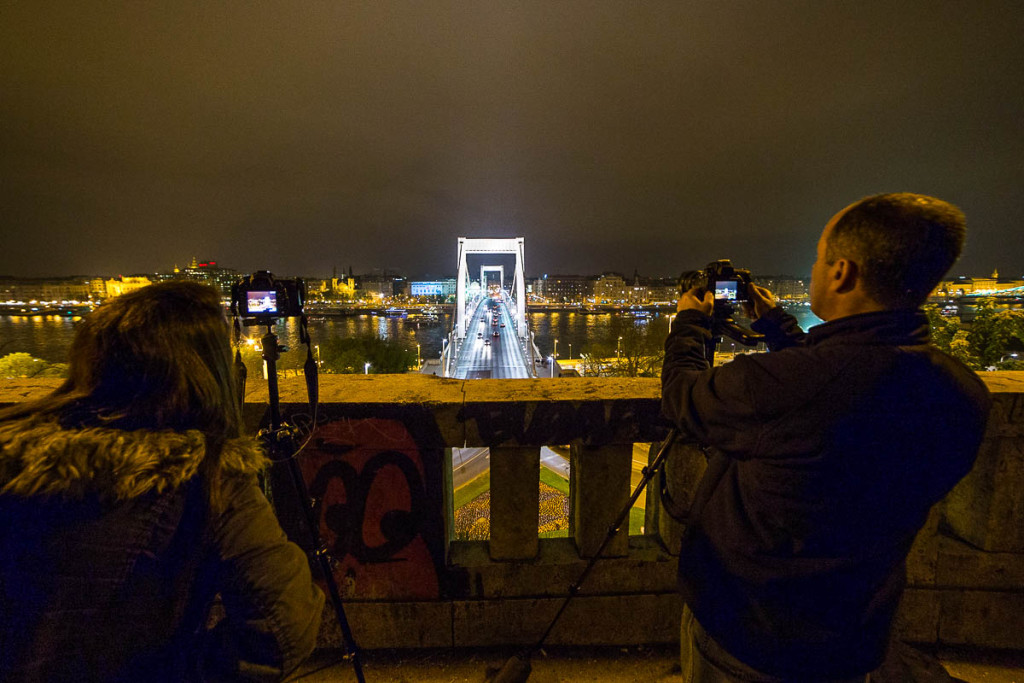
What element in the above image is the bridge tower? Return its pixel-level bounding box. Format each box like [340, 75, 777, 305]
[455, 237, 527, 339]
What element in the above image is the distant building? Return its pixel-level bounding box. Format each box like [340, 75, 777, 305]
[410, 279, 457, 298]
[175, 257, 239, 295]
[88, 278, 107, 300]
[934, 270, 1024, 297]
[634, 275, 678, 303]
[757, 275, 809, 301]
[326, 276, 358, 300]
[530, 272, 680, 304]
[0, 277, 92, 303]
[535, 274, 596, 304]
[593, 272, 628, 303]
[357, 270, 405, 300]
[105, 276, 153, 298]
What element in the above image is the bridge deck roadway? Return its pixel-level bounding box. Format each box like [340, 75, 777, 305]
[452, 296, 533, 379]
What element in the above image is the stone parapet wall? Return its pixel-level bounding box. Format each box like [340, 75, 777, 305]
[2, 373, 1023, 650]
[896, 372, 1024, 650]
[944, 373, 1024, 552]
[263, 375, 676, 649]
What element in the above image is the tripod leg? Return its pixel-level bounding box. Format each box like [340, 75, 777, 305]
[284, 457, 365, 683]
[529, 429, 679, 653]
[261, 328, 365, 683]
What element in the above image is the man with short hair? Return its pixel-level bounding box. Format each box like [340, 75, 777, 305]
[662, 193, 990, 681]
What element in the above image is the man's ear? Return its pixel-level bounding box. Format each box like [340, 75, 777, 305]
[831, 258, 860, 294]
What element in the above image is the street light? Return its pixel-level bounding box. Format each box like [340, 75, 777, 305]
[364, 361, 371, 374]
[617, 336, 623, 359]
[314, 344, 321, 367]
[554, 339, 559, 358]
[568, 342, 572, 361]
[549, 355, 555, 378]
[416, 343, 421, 369]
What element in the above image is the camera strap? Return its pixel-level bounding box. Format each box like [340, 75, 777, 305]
[298, 314, 318, 415]
[232, 316, 247, 410]
[659, 465, 693, 523]
[660, 445, 730, 527]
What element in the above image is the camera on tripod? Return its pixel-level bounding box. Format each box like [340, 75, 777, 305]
[227, 272, 363, 677]
[678, 259, 752, 307]
[231, 270, 306, 323]
[703, 259, 753, 309]
[678, 259, 763, 348]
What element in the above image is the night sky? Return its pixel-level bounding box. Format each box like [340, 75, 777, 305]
[3, 2, 1022, 280]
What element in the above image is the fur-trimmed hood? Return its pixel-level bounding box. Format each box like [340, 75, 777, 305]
[0, 414, 267, 502]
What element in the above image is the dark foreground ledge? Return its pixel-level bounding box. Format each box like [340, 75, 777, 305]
[3, 373, 1024, 652]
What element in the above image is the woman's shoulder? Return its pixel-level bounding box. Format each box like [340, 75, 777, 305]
[0, 414, 265, 502]
[218, 435, 269, 476]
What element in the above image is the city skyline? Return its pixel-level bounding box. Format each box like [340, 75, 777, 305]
[0, 254, 1015, 284]
[3, 2, 1023, 279]
[3, 258, 1019, 309]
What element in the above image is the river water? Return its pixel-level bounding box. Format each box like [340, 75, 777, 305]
[0, 305, 823, 375]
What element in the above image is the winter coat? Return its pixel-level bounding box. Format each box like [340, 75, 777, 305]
[661, 308, 990, 679]
[0, 414, 324, 682]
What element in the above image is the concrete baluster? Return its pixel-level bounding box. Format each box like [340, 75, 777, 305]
[489, 445, 540, 560]
[570, 443, 632, 558]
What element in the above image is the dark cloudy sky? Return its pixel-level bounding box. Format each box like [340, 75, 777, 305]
[3, 1, 1022, 280]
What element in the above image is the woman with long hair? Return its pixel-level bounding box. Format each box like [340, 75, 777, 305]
[0, 281, 323, 681]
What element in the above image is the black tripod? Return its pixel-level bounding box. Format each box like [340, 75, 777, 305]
[495, 299, 767, 682]
[493, 429, 679, 683]
[237, 321, 365, 683]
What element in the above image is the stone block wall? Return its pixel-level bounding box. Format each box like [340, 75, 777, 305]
[895, 372, 1024, 650]
[3, 372, 1023, 651]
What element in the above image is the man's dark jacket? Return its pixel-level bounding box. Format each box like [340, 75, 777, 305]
[661, 307, 990, 679]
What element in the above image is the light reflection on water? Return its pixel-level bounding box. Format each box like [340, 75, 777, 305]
[0, 305, 822, 373]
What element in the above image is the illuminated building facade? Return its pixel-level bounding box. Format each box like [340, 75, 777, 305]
[0, 277, 92, 303]
[933, 270, 1024, 297]
[534, 274, 596, 304]
[104, 276, 153, 298]
[410, 279, 457, 298]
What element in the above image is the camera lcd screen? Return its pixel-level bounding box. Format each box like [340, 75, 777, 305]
[247, 290, 278, 314]
[714, 280, 738, 301]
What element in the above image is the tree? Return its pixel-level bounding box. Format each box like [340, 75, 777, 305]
[318, 335, 417, 374]
[924, 301, 1024, 370]
[923, 305, 978, 369]
[576, 352, 607, 377]
[0, 352, 68, 378]
[578, 316, 667, 377]
[964, 301, 1024, 369]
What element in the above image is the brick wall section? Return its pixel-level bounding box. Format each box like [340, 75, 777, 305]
[2, 373, 1022, 650]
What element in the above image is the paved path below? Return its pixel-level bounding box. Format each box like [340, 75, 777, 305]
[290, 645, 682, 682]
[289, 644, 1024, 683]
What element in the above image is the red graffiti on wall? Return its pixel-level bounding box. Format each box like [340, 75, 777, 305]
[299, 417, 440, 600]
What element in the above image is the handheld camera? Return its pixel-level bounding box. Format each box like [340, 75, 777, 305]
[677, 259, 752, 311]
[678, 259, 763, 348]
[231, 270, 305, 323]
[705, 259, 752, 307]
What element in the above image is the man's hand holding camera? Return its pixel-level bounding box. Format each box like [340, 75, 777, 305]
[677, 287, 713, 316]
[743, 284, 776, 321]
[676, 283, 776, 320]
